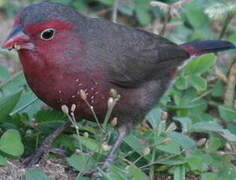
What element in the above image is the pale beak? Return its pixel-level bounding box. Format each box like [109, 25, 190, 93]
[1, 24, 34, 50]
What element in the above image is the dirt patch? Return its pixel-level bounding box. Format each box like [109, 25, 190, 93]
[0, 158, 77, 180]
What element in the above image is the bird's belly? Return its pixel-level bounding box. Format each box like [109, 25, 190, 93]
[24, 68, 111, 121]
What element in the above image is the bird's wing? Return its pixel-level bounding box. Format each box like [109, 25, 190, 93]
[106, 29, 190, 88]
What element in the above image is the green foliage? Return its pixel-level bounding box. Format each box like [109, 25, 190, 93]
[0, 129, 24, 157]
[0, 155, 7, 166]
[25, 168, 49, 180]
[0, 0, 236, 179]
[0, 91, 22, 122]
[66, 153, 95, 172]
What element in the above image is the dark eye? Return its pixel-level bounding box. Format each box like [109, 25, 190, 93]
[40, 28, 55, 40]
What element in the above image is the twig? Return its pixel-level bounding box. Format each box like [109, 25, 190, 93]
[219, 14, 233, 40]
[103, 95, 120, 129]
[150, 0, 191, 35]
[61, 105, 84, 152]
[112, 0, 120, 23]
[218, 151, 236, 155]
[214, 66, 228, 83]
[80, 89, 103, 132]
[224, 62, 236, 107]
[61, 105, 80, 136]
[140, 150, 184, 169]
[191, 89, 212, 103]
[160, 7, 172, 36]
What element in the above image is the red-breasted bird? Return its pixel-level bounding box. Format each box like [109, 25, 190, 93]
[2, 2, 235, 171]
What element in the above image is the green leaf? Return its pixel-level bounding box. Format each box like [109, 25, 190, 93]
[173, 165, 186, 180]
[127, 165, 149, 180]
[201, 173, 218, 180]
[0, 155, 7, 166]
[124, 134, 146, 155]
[190, 121, 236, 142]
[0, 73, 42, 116]
[25, 168, 49, 180]
[188, 75, 207, 91]
[119, 5, 134, 16]
[75, 177, 91, 180]
[0, 129, 24, 156]
[183, 54, 216, 75]
[158, 159, 186, 166]
[175, 76, 188, 90]
[35, 110, 67, 132]
[206, 135, 223, 153]
[106, 165, 128, 180]
[0, 65, 9, 81]
[185, 153, 209, 171]
[185, 2, 209, 28]
[135, 8, 151, 26]
[212, 81, 225, 97]
[66, 153, 95, 172]
[76, 136, 101, 152]
[0, 72, 25, 95]
[12, 91, 43, 117]
[229, 33, 236, 43]
[0, 91, 22, 121]
[156, 140, 181, 154]
[173, 117, 192, 133]
[218, 105, 236, 121]
[146, 107, 162, 129]
[97, 0, 115, 5]
[168, 132, 196, 152]
[0, 0, 6, 7]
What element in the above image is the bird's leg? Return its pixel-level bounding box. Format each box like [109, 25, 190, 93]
[90, 125, 130, 180]
[23, 120, 71, 168]
[101, 125, 129, 170]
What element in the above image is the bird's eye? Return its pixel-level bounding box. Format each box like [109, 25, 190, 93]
[40, 28, 55, 40]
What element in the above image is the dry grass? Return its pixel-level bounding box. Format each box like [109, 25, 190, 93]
[0, 158, 77, 180]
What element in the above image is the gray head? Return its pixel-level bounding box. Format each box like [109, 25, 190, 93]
[18, 1, 85, 26]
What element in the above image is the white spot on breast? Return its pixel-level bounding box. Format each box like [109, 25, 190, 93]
[76, 78, 79, 82]
[72, 95, 76, 98]
[58, 90, 62, 94]
[78, 83, 83, 86]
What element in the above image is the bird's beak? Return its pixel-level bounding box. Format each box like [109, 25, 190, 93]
[1, 24, 34, 50]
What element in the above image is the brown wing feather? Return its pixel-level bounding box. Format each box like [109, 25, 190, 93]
[85, 19, 190, 88]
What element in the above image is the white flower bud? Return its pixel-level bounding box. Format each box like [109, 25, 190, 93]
[61, 105, 69, 114]
[80, 89, 87, 100]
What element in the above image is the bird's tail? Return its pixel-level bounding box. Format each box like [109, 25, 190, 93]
[180, 40, 235, 56]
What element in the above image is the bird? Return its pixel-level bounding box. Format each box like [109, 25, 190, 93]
[2, 1, 235, 172]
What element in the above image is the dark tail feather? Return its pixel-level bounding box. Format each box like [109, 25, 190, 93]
[180, 40, 235, 56]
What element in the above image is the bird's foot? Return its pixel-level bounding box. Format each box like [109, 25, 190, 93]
[23, 144, 50, 168]
[23, 147, 67, 168]
[23, 121, 71, 168]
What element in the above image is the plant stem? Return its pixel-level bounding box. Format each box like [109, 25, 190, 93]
[219, 14, 233, 40]
[112, 0, 120, 23]
[160, 7, 172, 36]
